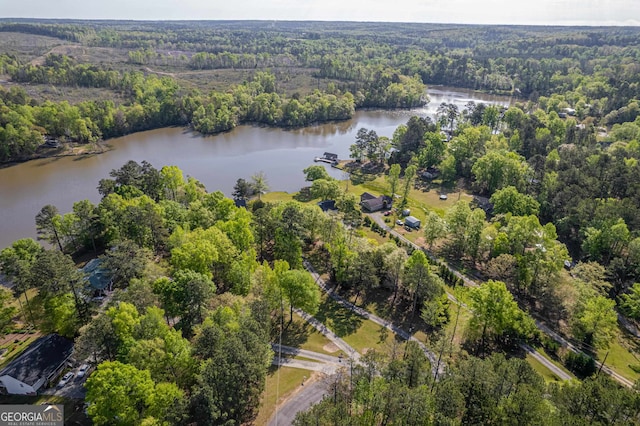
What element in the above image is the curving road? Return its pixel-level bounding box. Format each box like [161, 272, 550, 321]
[369, 212, 640, 387]
[303, 260, 443, 378]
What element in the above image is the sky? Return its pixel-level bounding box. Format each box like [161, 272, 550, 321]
[1, 0, 639, 26]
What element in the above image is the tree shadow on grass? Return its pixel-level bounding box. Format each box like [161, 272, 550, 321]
[279, 319, 312, 349]
[313, 298, 363, 338]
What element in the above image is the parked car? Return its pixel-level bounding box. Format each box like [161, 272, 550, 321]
[77, 364, 90, 378]
[439, 194, 448, 200]
[396, 220, 403, 226]
[383, 210, 392, 216]
[57, 372, 74, 387]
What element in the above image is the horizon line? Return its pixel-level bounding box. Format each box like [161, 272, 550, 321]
[1, 17, 639, 28]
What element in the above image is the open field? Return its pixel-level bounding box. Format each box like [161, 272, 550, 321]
[280, 311, 346, 356]
[0, 32, 64, 60]
[313, 293, 400, 355]
[598, 334, 640, 383]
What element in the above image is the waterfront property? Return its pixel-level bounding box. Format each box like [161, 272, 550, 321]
[360, 192, 393, 212]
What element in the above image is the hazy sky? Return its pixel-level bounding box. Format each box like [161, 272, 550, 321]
[1, 0, 639, 26]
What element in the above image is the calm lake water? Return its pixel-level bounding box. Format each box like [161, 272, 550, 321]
[0, 87, 513, 249]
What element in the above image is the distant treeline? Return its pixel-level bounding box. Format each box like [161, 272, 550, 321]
[0, 52, 425, 162]
[3, 20, 640, 103]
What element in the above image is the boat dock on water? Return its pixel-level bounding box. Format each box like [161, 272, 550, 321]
[314, 152, 339, 165]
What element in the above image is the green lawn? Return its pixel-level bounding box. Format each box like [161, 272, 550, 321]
[345, 174, 472, 220]
[259, 191, 296, 203]
[313, 294, 401, 355]
[342, 317, 403, 355]
[280, 312, 345, 356]
[255, 365, 311, 426]
[597, 335, 640, 383]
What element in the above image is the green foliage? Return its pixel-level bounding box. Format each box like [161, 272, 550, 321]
[490, 186, 540, 216]
[303, 165, 331, 182]
[169, 226, 237, 282]
[277, 265, 321, 324]
[563, 351, 597, 378]
[0, 287, 17, 332]
[468, 280, 536, 350]
[571, 288, 617, 350]
[85, 361, 185, 426]
[472, 150, 530, 194]
[620, 283, 640, 320]
[190, 311, 272, 425]
[101, 240, 152, 289]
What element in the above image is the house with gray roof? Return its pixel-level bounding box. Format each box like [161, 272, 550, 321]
[360, 192, 392, 213]
[0, 334, 74, 395]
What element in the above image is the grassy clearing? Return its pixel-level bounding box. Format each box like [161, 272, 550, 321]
[345, 173, 472, 220]
[260, 191, 296, 203]
[20, 85, 126, 106]
[255, 366, 312, 426]
[597, 335, 640, 382]
[0, 32, 64, 60]
[313, 294, 399, 355]
[280, 312, 345, 356]
[342, 317, 404, 355]
[356, 227, 388, 246]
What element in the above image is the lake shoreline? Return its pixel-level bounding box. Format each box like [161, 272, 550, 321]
[0, 87, 514, 250]
[0, 142, 112, 169]
[0, 84, 518, 168]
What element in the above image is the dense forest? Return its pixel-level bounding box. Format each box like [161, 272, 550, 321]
[1, 159, 639, 424]
[1, 20, 640, 162]
[3, 19, 640, 425]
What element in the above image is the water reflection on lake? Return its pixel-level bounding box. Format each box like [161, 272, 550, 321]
[0, 86, 513, 248]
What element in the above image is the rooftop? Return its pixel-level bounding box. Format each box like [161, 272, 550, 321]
[0, 334, 74, 387]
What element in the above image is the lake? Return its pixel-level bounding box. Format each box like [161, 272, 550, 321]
[0, 86, 513, 249]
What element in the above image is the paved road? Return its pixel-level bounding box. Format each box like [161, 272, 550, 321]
[272, 344, 344, 365]
[369, 212, 639, 387]
[535, 320, 634, 388]
[521, 343, 573, 381]
[303, 260, 443, 378]
[268, 376, 331, 426]
[272, 356, 339, 374]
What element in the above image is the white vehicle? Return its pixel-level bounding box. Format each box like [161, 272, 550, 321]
[57, 372, 74, 387]
[439, 194, 448, 200]
[396, 220, 403, 226]
[77, 364, 90, 378]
